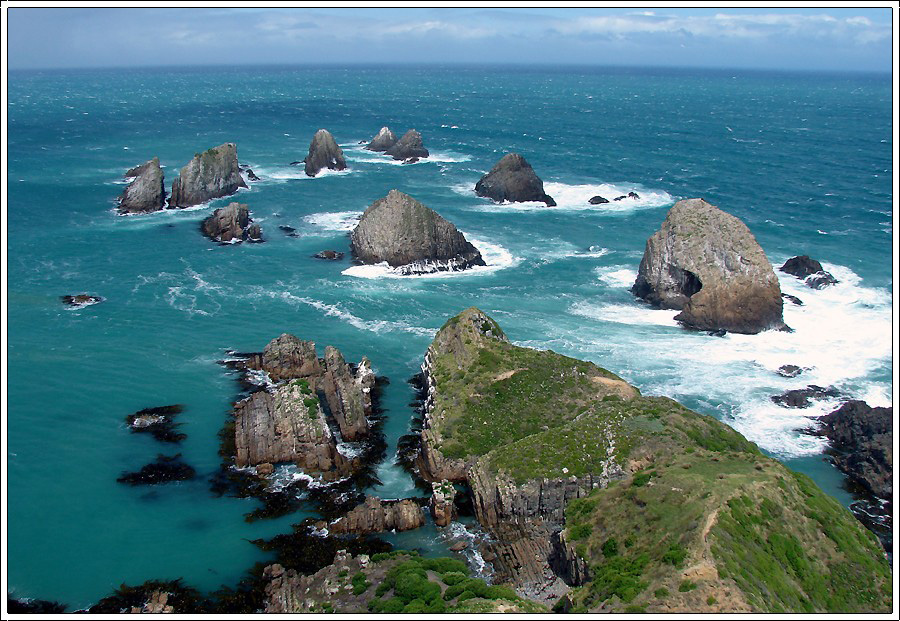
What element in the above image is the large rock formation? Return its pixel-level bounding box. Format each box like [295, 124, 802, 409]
[409, 307, 890, 612]
[474, 153, 556, 206]
[169, 143, 247, 208]
[365, 126, 398, 152]
[201, 202, 262, 243]
[632, 198, 786, 334]
[304, 129, 347, 177]
[384, 129, 429, 161]
[816, 400, 892, 500]
[119, 157, 166, 214]
[228, 334, 376, 477]
[429, 480, 456, 527]
[349, 189, 485, 274]
[326, 496, 425, 535]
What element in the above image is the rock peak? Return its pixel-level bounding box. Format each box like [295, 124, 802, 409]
[366, 126, 398, 152]
[475, 153, 556, 206]
[169, 143, 247, 208]
[384, 129, 429, 161]
[118, 157, 166, 214]
[304, 129, 347, 177]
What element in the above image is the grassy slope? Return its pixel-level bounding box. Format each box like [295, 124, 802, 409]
[428, 308, 891, 613]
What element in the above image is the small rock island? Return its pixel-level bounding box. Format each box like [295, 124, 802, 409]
[384, 129, 429, 161]
[169, 143, 247, 208]
[118, 157, 166, 214]
[365, 126, 398, 152]
[475, 153, 556, 206]
[201, 202, 262, 243]
[632, 198, 786, 334]
[349, 189, 485, 275]
[304, 129, 347, 177]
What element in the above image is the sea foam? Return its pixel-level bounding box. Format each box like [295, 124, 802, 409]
[454, 180, 673, 213]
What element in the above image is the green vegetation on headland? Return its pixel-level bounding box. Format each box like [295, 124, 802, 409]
[423, 308, 891, 613]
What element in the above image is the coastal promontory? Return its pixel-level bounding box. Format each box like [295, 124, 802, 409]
[632, 198, 785, 334]
[474, 153, 556, 206]
[169, 143, 247, 208]
[118, 157, 166, 214]
[349, 189, 485, 274]
[304, 129, 347, 177]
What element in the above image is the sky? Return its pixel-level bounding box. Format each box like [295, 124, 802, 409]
[5, 5, 895, 73]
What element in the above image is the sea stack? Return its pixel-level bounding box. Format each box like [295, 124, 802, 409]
[118, 157, 166, 214]
[349, 189, 485, 274]
[201, 202, 262, 243]
[304, 129, 347, 177]
[384, 129, 429, 161]
[780, 255, 839, 289]
[169, 143, 247, 208]
[365, 127, 398, 152]
[632, 198, 785, 334]
[474, 153, 556, 206]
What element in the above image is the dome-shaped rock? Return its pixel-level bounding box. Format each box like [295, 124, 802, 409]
[474, 153, 556, 206]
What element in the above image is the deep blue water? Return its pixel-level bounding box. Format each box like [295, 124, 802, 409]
[6, 65, 893, 609]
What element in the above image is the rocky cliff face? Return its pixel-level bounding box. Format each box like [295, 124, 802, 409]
[632, 198, 785, 334]
[474, 153, 556, 206]
[429, 480, 456, 527]
[321, 347, 374, 442]
[326, 496, 425, 535]
[304, 129, 347, 177]
[201, 202, 262, 243]
[118, 157, 166, 214]
[349, 189, 485, 274]
[384, 129, 429, 160]
[365, 126, 398, 152]
[169, 143, 247, 208]
[816, 400, 892, 500]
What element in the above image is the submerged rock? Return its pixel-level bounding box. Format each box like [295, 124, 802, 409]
[61, 294, 103, 308]
[771, 384, 839, 408]
[806, 271, 839, 289]
[475, 153, 555, 206]
[326, 496, 425, 535]
[365, 126, 398, 152]
[816, 400, 892, 500]
[119, 157, 166, 214]
[201, 202, 263, 243]
[169, 143, 247, 208]
[117, 454, 196, 485]
[313, 250, 344, 260]
[384, 129, 429, 160]
[588, 195, 609, 204]
[126, 405, 186, 443]
[632, 198, 786, 334]
[349, 189, 485, 274]
[304, 129, 347, 177]
[776, 364, 803, 378]
[782, 293, 804, 306]
[7, 598, 67, 614]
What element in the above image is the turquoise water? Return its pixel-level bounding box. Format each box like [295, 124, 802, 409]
[7, 65, 893, 609]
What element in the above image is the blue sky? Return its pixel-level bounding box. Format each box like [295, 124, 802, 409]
[6, 6, 894, 72]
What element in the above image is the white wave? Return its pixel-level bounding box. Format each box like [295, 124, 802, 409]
[594, 266, 636, 288]
[567, 262, 892, 458]
[454, 180, 673, 212]
[342, 143, 471, 165]
[341, 236, 518, 280]
[250, 164, 352, 181]
[303, 210, 362, 232]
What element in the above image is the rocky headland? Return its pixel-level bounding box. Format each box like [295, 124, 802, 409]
[118, 157, 166, 214]
[349, 189, 485, 275]
[474, 153, 556, 206]
[169, 143, 247, 208]
[303, 129, 347, 177]
[201, 202, 262, 243]
[632, 198, 786, 334]
[365, 126, 398, 152]
[404, 307, 890, 612]
[384, 129, 429, 161]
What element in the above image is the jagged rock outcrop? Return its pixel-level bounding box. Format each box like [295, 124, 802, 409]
[632, 198, 786, 334]
[321, 347, 374, 441]
[245, 333, 323, 381]
[169, 143, 247, 208]
[129, 591, 175, 614]
[304, 129, 347, 177]
[201, 202, 262, 243]
[429, 480, 456, 527]
[548, 530, 591, 587]
[816, 400, 892, 500]
[780, 255, 839, 290]
[365, 126, 398, 152]
[326, 496, 425, 535]
[474, 153, 556, 206]
[119, 157, 166, 214]
[349, 189, 485, 274]
[384, 129, 428, 160]
[771, 384, 839, 408]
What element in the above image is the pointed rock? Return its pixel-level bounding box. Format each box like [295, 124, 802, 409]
[304, 129, 347, 177]
[475, 153, 556, 206]
[366, 126, 398, 152]
[350, 189, 485, 274]
[384, 129, 429, 160]
[169, 143, 247, 208]
[118, 157, 166, 214]
[632, 198, 786, 334]
[201, 202, 263, 243]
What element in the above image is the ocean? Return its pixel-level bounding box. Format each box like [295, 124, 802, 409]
[6, 64, 893, 609]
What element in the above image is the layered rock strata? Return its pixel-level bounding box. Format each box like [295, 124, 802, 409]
[326, 496, 425, 535]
